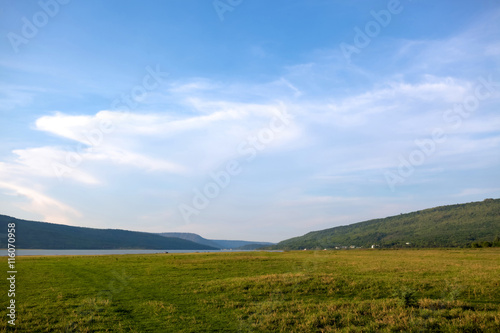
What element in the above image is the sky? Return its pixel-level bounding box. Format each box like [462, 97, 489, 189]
[0, 0, 499, 243]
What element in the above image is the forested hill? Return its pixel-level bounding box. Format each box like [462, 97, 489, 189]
[0, 215, 217, 250]
[271, 199, 500, 250]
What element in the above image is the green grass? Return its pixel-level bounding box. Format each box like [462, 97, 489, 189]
[2, 249, 500, 332]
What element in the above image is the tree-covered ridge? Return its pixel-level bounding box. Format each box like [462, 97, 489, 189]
[0, 215, 217, 250]
[271, 199, 500, 250]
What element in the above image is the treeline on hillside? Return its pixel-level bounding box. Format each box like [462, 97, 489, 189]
[467, 236, 500, 248]
[271, 199, 500, 250]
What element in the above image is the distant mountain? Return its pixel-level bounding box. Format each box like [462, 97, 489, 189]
[158, 233, 275, 250]
[235, 243, 276, 250]
[270, 199, 500, 250]
[158, 232, 221, 249]
[0, 215, 217, 250]
[211, 239, 275, 249]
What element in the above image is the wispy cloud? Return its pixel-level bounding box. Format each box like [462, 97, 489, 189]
[0, 84, 45, 111]
[0, 180, 81, 225]
[33, 99, 302, 174]
[0, 148, 99, 185]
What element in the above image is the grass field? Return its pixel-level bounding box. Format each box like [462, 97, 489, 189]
[1, 249, 499, 332]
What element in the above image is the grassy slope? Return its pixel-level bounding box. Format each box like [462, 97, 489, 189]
[272, 198, 500, 250]
[0, 215, 217, 250]
[1, 249, 499, 332]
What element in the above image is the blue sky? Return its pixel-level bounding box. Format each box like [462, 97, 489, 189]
[1, 0, 499, 242]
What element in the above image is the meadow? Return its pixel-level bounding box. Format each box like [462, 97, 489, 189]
[1, 249, 499, 332]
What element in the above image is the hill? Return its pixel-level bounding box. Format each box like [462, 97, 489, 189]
[270, 199, 500, 250]
[158, 232, 275, 250]
[0, 215, 218, 250]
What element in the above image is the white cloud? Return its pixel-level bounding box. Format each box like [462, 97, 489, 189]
[167, 78, 219, 94]
[86, 148, 185, 173]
